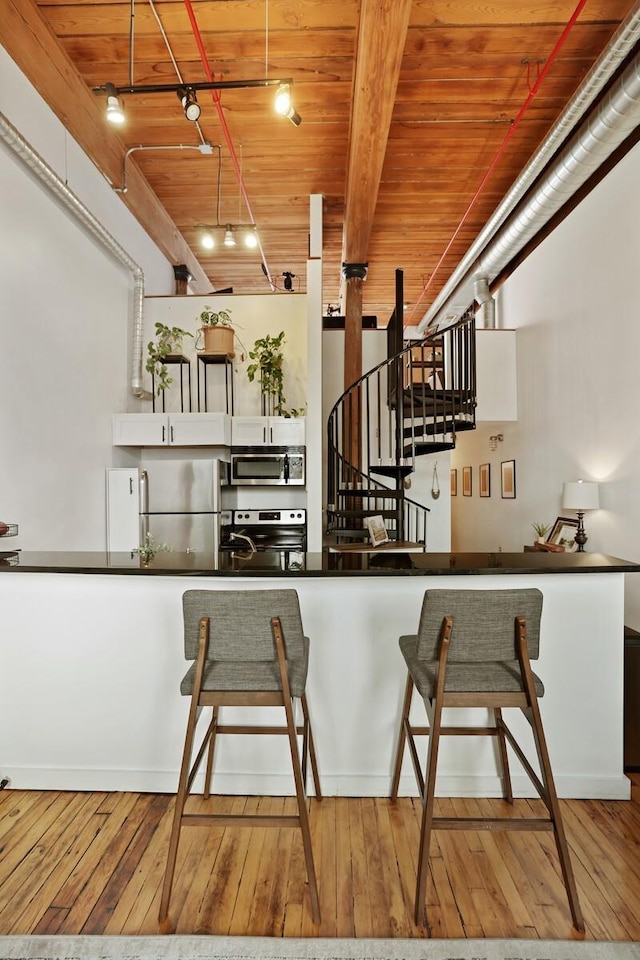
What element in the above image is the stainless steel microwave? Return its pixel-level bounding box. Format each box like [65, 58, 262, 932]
[230, 446, 306, 486]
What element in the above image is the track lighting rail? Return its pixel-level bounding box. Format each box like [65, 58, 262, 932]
[94, 78, 292, 96]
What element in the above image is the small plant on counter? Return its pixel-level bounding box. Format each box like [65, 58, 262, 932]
[133, 533, 171, 565]
[146, 322, 193, 395]
[531, 521, 550, 541]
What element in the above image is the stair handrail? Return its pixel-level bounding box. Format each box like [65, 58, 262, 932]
[327, 311, 476, 545]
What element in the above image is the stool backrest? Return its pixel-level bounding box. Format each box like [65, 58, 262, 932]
[416, 588, 543, 662]
[182, 589, 305, 661]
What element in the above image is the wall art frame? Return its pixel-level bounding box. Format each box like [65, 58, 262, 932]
[479, 462, 491, 497]
[462, 466, 472, 497]
[501, 459, 516, 499]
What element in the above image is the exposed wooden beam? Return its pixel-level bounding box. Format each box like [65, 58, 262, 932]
[342, 0, 412, 403]
[1, 0, 210, 292]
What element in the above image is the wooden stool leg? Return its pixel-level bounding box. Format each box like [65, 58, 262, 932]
[517, 627, 584, 934]
[158, 698, 200, 929]
[526, 698, 584, 932]
[494, 707, 513, 803]
[390, 673, 414, 800]
[301, 693, 322, 800]
[203, 706, 219, 800]
[414, 695, 443, 926]
[284, 692, 321, 924]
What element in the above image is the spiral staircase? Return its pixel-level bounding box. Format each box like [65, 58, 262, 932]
[326, 271, 477, 547]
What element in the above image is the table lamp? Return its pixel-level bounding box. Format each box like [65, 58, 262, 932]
[562, 480, 600, 552]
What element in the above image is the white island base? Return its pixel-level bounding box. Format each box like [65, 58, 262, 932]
[0, 569, 629, 800]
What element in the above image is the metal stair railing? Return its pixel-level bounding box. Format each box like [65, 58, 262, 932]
[327, 310, 476, 545]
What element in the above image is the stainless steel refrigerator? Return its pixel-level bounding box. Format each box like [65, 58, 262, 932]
[139, 458, 228, 556]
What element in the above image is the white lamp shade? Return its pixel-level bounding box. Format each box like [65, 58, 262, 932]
[562, 480, 600, 511]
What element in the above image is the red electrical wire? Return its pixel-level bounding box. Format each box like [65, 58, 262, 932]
[408, 0, 589, 323]
[182, 0, 274, 288]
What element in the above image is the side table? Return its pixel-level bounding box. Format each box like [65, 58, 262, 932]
[197, 353, 234, 414]
[151, 355, 192, 412]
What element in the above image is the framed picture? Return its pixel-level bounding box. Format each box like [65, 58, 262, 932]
[479, 462, 491, 497]
[450, 469, 457, 497]
[501, 459, 516, 499]
[462, 466, 472, 497]
[546, 516, 579, 552]
[364, 514, 390, 547]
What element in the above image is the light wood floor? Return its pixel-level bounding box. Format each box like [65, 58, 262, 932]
[1, 779, 640, 940]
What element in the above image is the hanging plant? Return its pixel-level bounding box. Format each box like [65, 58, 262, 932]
[146, 322, 193, 395]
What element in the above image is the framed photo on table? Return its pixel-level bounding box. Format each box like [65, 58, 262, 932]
[546, 516, 579, 552]
[501, 459, 516, 499]
[479, 462, 491, 497]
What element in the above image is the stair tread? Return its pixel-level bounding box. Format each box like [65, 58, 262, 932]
[331, 509, 398, 519]
[369, 464, 413, 479]
[337, 487, 404, 499]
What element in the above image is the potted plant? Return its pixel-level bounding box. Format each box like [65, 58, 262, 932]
[531, 521, 550, 544]
[146, 322, 193, 395]
[246, 331, 288, 415]
[133, 533, 171, 566]
[196, 305, 235, 357]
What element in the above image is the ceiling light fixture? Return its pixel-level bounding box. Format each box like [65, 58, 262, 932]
[104, 82, 125, 125]
[244, 229, 258, 249]
[224, 224, 236, 247]
[283, 271, 295, 291]
[274, 83, 292, 115]
[177, 86, 201, 122]
[201, 230, 215, 250]
[95, 78, 300, 125]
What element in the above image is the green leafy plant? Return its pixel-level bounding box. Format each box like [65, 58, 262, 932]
[247, 331, 287, 414]
[198, 305, 233, 327]
[146, 322, 193, 395]
[531, 521, 550, 539]
[133, 533, 171, 564]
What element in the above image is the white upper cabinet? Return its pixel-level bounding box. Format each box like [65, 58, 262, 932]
[231, 416, 306, 446]
[112, 413, 231, 447]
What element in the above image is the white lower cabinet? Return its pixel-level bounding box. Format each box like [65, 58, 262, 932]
[231, 416, 305, 446]
[112, 413, 231, 447]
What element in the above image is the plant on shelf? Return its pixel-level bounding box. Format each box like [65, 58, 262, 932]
[246, 331, 304, 417]
[146, 322, 193, 395]
[531, 521, 550, 543]
[133, 533, 171, 566]
[196, 305, 236, 357]
[198, 305, 233, 328]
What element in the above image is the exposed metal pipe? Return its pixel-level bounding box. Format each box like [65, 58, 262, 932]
[418, 2, 640, 332]
[0, 110, 149, 398]
[474, 277, 495, 329]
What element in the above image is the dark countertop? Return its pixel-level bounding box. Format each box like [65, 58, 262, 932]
[1, 550, 639, 576]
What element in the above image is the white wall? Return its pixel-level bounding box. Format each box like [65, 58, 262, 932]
[452, 140, 640, 624]
[0, 49, 174, 551]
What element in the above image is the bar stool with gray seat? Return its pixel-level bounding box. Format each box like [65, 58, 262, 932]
[390, 588, 584, 932]
[159, 588, 321, 930]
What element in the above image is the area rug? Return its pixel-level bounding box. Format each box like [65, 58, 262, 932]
[0, 938, 638, 960]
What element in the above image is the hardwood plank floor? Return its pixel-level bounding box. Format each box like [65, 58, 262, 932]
[1, 778, 639, 940]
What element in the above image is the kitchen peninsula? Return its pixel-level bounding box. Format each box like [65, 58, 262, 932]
[1, 551, 636, 802]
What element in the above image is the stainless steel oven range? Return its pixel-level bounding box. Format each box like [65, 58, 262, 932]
[220, 508, 307, 554]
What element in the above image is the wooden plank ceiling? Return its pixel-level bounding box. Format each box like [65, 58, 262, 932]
[1, 0, 636, 326]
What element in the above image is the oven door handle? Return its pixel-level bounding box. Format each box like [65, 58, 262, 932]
[283, 453, 290, 484]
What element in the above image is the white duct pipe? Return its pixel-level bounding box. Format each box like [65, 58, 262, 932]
[419, 2, 640, 331]
[0, 111, 148, 398]
[474, 277, 495, 329]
